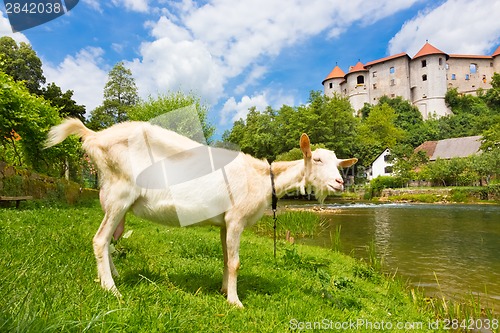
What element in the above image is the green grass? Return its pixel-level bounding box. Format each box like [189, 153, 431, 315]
[1, 203, 443, 332]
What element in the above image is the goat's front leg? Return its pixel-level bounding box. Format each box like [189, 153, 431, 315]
[224, 223, 244, 308]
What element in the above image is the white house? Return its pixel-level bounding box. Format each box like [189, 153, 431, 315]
[367, 148, 393, 180]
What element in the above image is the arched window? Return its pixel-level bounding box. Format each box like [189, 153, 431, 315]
[470, 63, 477, 74]
[357, 75, 365, 84]
[422, 74, 427, 81]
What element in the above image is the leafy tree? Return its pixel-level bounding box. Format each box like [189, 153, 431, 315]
[0, 71, 80, 176]
[88, 62, 138, 130]
[41, 82, 86, 120]
[0, 36, 45, 94]
[127, 91, 215, 143]
[224, 107, 277, 159]
[356, 102, 404, 166]
[484, 73, 500, 112]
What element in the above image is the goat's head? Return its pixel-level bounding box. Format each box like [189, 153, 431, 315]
[300, 133, 358, 202]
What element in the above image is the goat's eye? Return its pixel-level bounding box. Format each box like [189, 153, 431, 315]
[313, 157, 322, 163]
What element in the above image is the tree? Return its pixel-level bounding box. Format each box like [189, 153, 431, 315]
[88, 62, 138, 130]
[0, 36, 45, 94]
[127, 91, 215, 144]
[484, 72, 500, 112]
[0, 71, 80, 176]
[42, 82, 86, 120]
[356, 102, 404, 166]
[223, 107, 277, 159]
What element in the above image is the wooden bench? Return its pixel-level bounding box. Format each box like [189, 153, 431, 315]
[0, 196, 33, 208]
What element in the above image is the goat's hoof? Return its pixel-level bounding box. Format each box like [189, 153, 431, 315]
[220, 288, 228, 295]
[228, 299, 244, 308]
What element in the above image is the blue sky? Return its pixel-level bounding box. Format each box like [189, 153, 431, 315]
[1, 0, 500, 137]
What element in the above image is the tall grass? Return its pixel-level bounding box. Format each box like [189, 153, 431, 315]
[253, 210, 328, 238]
[0, 204, 441, 332]
[330, 225, 342, 252]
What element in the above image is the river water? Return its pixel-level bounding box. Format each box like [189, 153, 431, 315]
[294, 202, 500, 311]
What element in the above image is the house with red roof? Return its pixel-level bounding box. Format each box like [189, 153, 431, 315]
[323, 42, 500, 119]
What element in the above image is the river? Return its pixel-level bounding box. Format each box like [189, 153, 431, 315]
[293, 202, 500, 311]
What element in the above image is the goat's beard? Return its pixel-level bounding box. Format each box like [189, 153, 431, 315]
[314, 190, 328, 204]
[306, 184, 328, 204]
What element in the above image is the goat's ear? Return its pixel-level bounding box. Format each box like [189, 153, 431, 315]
[339, 158, 358, 168]
[300, 133, 312, 159]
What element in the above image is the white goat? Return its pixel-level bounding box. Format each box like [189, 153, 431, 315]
[45, 118, 357, 308]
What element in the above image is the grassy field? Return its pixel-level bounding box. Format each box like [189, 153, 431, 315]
[1, 201, 442, 332]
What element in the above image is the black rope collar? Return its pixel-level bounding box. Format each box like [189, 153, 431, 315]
[270, 164, 278, 259]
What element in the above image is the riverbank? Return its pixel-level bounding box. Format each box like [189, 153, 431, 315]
[337, 185, 500, 204]
[0, 203, 445, 332]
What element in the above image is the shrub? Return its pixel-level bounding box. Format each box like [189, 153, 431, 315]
[369, 176, 405, 197]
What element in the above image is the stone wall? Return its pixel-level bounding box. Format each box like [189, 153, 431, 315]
[0, 161, 98, 204]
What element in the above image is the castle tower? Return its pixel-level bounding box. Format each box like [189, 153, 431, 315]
[345, 61, 369, 111]
[322, 65, 345, 97]
[410, 42, 451, 119]
[492, 46, 500, 73]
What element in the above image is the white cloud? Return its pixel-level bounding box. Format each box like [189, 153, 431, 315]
[43, 47, 108, 113]
[126, 18, 224, 105]
[389, 0, 500, 56]
[220, 90, 295, 125]
[0, 13, 29, 43]
[221, 93, 270, 125]
[112, 0, 149, 13]
[83, 0, 149, 12]
[234, 65, 267, 95]
[81, 0, 102, 12]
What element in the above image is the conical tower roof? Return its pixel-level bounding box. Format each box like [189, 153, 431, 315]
[413, 42, 449, 60]
[348, 61, 367, 73]
[492, 45, 500, 57]
[322, 65, 345, 84]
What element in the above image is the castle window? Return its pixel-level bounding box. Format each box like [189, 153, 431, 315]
[451, 73, 456, 80]
[445, 63, 449, 70]
[329, 82, 333, 89]
[470, 63, 477, 74]
[422, 74, 427, 81]
[390, 67, 395, 74]
[465, 74, 470, 80]
[390, 79, 395, 86]
[357, 75, 365, 84]
[483, 75, 487, 83]
[439, 58, 443, 66]
[421, 60, 427, 68]
[373, 71, 377, 78]
[373, 83, 377, 89]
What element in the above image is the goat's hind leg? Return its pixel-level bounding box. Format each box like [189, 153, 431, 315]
[220, 227, 229, 295]
[93, 211, 127, 297]
[109, 217, 126, 277]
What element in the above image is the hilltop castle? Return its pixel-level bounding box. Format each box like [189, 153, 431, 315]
[322, 42, 500, 119]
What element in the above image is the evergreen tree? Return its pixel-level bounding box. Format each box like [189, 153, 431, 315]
[88, 62, 138, 130]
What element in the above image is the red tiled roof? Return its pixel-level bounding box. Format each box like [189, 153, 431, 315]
[413, 42, 448, 60]
[414, 140, 437, 159]
[449, 54, 492, 59]
[348, 61, 367, 73]
[365, 52, 409, 67]
[322, 65, 346, 84]
[492, 46, 500, 57]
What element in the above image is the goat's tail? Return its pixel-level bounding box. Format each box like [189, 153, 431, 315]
[44, 118, 95, 148]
